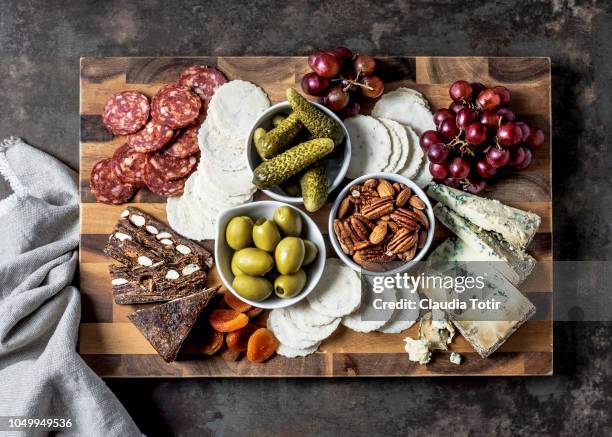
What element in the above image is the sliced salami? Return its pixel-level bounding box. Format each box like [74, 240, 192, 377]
[144, 162, 186, 197]
[102, 91, 150, 135]
[148, 151, 198, 181]
[127, 120, 174, 153]
[151, 84, 201, 128]
[179, 65, 227, 108]
[90, 158, 135, 204]
[112, 143, 148, 185]
[164, 124, 200, 158]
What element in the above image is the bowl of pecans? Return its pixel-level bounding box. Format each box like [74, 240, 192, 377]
[328, 173, 435, 275]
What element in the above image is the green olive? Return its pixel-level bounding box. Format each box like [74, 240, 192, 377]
[275, 237, 305, 274]
[272, 114, 286, 127]
[225, 216, 253, 250]
[252, 219, 281, 253]
[273, 206, 303, 237]
[232, 275, 273, 301]
[302, 240, 318, 266]
[233, 247, 274, 276]
[274, 270, 307, 298]
[231, 254, 245, 276]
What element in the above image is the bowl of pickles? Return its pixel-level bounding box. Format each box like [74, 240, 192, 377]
[245, 88, 351, 212]
[215, 201, 326, 309]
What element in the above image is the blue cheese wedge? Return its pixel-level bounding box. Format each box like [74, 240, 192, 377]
[404, 337, 432, 364]
[427, 183, 541, 251]
[433, 204, 535, 286]
[449, 352, 462, 365]
[421, 238, 536, 358]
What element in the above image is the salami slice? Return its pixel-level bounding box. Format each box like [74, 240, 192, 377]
[151, 84, 201, 128]
[148, 151, 198, 181]
[112, 143, 148, 185]
[179, 65, 227, 108]
[90, 158, 135, 204]
[102, 91, 150, 135]
[164, 124, 200, 158]
[127, 120, 174, 153]
[144, 162, 186, 197]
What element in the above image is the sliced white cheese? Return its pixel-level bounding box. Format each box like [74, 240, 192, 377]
[307, 259, 361, 318]
[276, 342, 320, 358]
[378, 118, 408, 173]
[371, 89, 435, 136]
[344, 115, 392, 178]
[428, 182, 541, 251]
[396, 124, 424, 180]
[341, 287, 396, 333]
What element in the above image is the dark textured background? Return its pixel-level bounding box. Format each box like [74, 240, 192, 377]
[2, 0, 611, 435]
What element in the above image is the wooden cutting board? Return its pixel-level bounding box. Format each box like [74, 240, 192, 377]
[79, 56, 552, 377]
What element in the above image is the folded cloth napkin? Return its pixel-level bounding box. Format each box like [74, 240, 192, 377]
[0, 138, 140, 436]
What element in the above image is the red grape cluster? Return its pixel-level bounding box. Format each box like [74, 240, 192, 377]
[301, 47, 384, 117]
[419, 80, 545, 193]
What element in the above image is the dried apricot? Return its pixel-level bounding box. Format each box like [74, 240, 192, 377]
[224, 292, 252, 313]
[246, 328, 278, 363]
[226, 323, 258, 352]
[209, 309, 249, 332]
[245, 306, 264, 318]
[201, 329, 225, 355]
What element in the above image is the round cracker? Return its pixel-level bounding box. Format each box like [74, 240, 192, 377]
[197, 158, 256, 198]
[207, 80, 270, 140]
[397, 124, 424, 179]
[198, 122, 247, 171]
[341, 288, 396, 333]
[378, 287, 420, 334]
[307, 259, 362, 317]
[412, 157, 434, 189]
[192, 170, 253, 209]
[397, 87, 430, 109]
[379, 118, 409, 173]
[289, 300, 336, 327]
[268, 309, 321, 349]
[371, 90, 435, 136]
[344, 115, 391, 179]
[276, 342, 320, 358]
[286, 302, 341, 341]
[166, 176, 218, 241]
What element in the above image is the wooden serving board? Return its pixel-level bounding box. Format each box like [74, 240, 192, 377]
[79, 56, 552, 377]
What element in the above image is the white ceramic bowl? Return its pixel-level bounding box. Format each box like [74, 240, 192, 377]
[245, 101, 351, 203]
[215, 201, 326, 309]
[328, 172, 435, 276]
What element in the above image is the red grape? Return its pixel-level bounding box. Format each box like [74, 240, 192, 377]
[438, 118, 459, 140]
[508, 145, 527, 167]
[456, 107, 477, 130]
[443, 177, 459, 188]
[427, 143, 449, 164]
[496, 107, 515, 122]
[493, 86, 511, 106]
[466, 177, 487, 194]
[434, 108, 455, 127]
[477, 89, 501, 111]
[465, 122, 488, 145]
[420, 130, 442, 151]
[339, 101, 360, 119]
[514, 147, 532, 170]
[527, 127, 545, 148]
[325, 87, 349, 111]
[311, 52, 341, 78]
[354, 55, 376, 75]
[486, 147, 510, 168]
[361, 75, 384, 98]
[449, 157, 471, 179]
[479, 110, 500, 130]
[515, 122, 531, 142]
[449, 101, 465, 114]
[449, 80, 473, 102]
[308, 52, 322, 70]
[476, 159, 498, 179]
[497, 122, 522, 147]
[429, 163, 449, 179]
[471, 82, 486, 97]
[301, 72, 330, 96]
[330, 46, 353, 60]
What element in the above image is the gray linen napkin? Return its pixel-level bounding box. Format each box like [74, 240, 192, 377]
[0, 138, 140, 436]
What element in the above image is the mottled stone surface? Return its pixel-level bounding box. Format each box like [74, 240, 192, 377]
[1, 0, 611, 435]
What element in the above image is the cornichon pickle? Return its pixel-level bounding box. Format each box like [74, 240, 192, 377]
[272, 114, 286, 127]
[252, 138, 334, 189]
[256, 112, 303, 160]
[300, 164, 328, 212]
[286, 88, 344, 145]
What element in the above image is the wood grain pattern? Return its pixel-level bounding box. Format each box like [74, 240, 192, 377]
[79, 56, 552, 377]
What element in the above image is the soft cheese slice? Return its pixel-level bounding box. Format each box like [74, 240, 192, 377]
[428, 182, 541, 251]
[433, 205, 536, 285]
[411, 154, 433, 189]
[371, 89, 435, 135]
[378, 118, 408, 173]
[397, 124, 424, 180]
[422, 238, 536, 358]
[345, 115, 392, 178]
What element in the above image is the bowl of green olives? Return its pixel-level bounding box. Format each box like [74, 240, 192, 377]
[215, 201, 326, 309]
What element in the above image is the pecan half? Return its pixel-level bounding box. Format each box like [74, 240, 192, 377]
[390, 210, 420, 230]
[396, 207, 428, 229]
[333, 219, 354, 255]
[398, 244, 417, 261]
[362, 198, 394, 220]
[349, 216, 370, 240]
[387, 228, 418, 254]
[352, 214, 376, 230]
